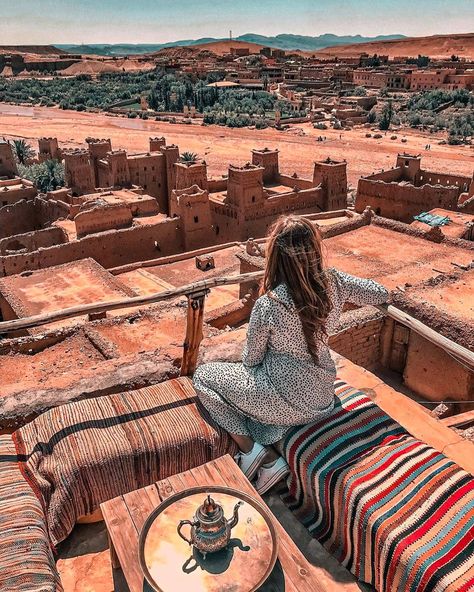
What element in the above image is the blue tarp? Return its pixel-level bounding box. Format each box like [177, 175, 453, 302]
[413, 212, 451, 227]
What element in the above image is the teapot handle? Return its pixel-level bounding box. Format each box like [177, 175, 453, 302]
[177, 519, 196, 545]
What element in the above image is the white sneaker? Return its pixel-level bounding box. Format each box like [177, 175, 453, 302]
[254, 457, 290, 495]
[234, 442, 268, 481]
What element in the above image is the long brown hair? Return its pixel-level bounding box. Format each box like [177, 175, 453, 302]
[263, 215, 332, 362]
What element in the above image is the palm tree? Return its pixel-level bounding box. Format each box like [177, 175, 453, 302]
[10, 139, 35, 165]
[180, 151, 199, 164]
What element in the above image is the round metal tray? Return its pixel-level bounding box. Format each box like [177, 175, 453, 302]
[139, 485, 279, 592]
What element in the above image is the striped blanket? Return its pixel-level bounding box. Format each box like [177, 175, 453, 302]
[0, 435, 63, 592]
[283, 382, 474, 592]
[13, 377, 235, 547]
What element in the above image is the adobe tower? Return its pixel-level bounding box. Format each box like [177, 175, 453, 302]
[313, 158, 348, 211]
[0, 140, 18, 178]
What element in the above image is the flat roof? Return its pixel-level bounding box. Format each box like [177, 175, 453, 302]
[405, 269, 474, 327]
[325, 224, 473, 291]
[0, 258, 135, 333]
[81, 189, 156, 206]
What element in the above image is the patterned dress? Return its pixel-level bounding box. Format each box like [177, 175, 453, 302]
[193, 269, 389, 445]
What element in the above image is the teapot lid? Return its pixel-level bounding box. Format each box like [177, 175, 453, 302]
[197, 495, 223, 521]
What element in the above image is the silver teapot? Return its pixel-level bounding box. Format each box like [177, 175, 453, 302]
[177, 495, 243, 557]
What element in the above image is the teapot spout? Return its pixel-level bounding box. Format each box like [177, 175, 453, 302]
[227, 501, 244, 530]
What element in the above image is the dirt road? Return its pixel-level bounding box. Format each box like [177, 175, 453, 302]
[1, 104, 472, 188]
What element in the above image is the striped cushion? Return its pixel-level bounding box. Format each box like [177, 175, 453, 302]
[283, 382, 474, 592]
[0, 435, 63, 592]
[14, 377, 235, 547]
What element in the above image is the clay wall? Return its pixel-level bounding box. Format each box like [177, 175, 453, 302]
[0, 142, 18, 177]
[86, 138, 112, 186]
[251, 149, 279, 183]
[364, 167, 404, 183]
[0, 226, 68, 255]
[175, 162, 209, 192]
[226, 165, 264, 212]
[149, 137, 166, 152]
[38, 137, 60, 163]
[208, 178, 228, 193]
[211, 185, 325, 242]
[329, 312, 384, 370]
[0, 218, 183, 276]
[63, 150, 95, 196]
[127, 153, 167, 212]
[418, 169, 471, 195]
[313, 160, 348, 210]
[276, 173, 314, 190]
[106, 151, 130, 188]
[34, 196, 70, 224]
[0, 200, 38, 238]
[161, 145, 180, 212]
[356, 178, 459, 222]
[403, 332, 473, 413]
[0, 180, 37, 206]
[75, 204, 133, 238]
[171, 186, 214, 252]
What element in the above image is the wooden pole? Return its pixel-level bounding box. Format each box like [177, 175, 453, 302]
[0, 271, 265, 334]
[180, 290, 207, 376]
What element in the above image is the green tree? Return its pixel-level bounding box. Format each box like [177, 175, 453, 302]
[18, 160, 65, 193]
[180, 151, 199, 163]
[10, 139, 35, 164]
[379, 100, 394, 131]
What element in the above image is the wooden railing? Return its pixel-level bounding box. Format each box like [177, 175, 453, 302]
[0, 270, 473, 375]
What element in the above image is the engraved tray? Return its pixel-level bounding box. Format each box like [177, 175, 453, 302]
[139, 485, 279, 592]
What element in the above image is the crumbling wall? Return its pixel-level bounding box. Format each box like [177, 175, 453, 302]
[75, 204, 133, 238]
[419, 169, 471, 194]
[208, 178, 228, 193]
[362, 167, 403, 183]
[0, 226, 68, 255]
[0, 200, 39, 238]
[0, 218, 183, 276]
[403, 332, 473, 413]
[276, 173, 314, 190]
[356, 179, 459, 222]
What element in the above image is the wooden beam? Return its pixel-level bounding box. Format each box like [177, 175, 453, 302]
[0, 270, 472, 372]
[0, 271, 265, 334]
[180, 290, 207, 376]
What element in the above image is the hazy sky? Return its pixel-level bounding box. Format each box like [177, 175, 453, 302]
[1, 0, 473, 45]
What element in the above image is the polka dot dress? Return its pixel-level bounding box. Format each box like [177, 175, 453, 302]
[193, 269, 388, 445]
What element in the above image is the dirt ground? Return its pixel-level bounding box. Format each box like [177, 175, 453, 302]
[1, 104, 472, 189]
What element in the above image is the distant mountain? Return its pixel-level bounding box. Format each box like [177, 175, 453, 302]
[55, 33, 406, 56]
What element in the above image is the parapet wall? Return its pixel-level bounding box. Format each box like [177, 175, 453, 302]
[0, 200, 38, 239]
[75, 204, 133, 238]
[419, 169, 471, 194]
[329, 307, 385, 370]
[276, 173, 314, 190]
[0, 218, 183, 276]
[356, 178, 459, 222]
[0, 226, 68, 255]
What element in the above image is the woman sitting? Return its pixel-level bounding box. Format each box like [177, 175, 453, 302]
[193, 215, 389, 494]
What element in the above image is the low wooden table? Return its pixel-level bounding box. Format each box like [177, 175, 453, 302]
[101, 454, 327, 592]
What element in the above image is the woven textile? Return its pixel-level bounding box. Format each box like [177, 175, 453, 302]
[283, 382, 474, 592]
[14, 377, 235, 547]
[0, 435, 63, 592]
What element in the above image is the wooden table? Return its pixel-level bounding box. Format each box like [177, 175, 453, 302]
[101, 454, 328, 592]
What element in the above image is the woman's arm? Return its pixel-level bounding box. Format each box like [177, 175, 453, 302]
[242, 298, 271, 367]
[333, 269, 389, 306]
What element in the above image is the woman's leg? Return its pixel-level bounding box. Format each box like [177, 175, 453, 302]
[229, 433, 255, 454]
